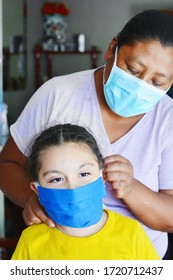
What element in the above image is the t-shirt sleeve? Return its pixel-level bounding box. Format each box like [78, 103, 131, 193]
[158, 101, 173, 190]
[159, 139, 173, 190]
[10, 78, 55, 156]
[11, 234, 29, 260]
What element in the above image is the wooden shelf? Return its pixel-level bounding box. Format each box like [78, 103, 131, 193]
[33, 45, 101, 89]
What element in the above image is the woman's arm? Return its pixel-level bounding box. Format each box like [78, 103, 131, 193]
[0, 135, 32, 206]
[123, 179, 173, 232]
[0, 135, 55, 227]
[103, 154, 173, 232]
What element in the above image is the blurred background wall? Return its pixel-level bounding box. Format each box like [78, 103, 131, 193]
[2, 0, 173, 124]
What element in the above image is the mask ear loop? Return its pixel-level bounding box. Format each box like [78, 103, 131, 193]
[103, 46, 118, 84]
[34, 181, 40, 189]
[30, 181, 39, 197]
[99, 169, 104, 178]
[103, 67, 106, 84]
[99, 168, 107, 209]
[114, 46, 118, 66]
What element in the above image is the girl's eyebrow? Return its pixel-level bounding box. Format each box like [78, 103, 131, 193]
[42, 163, 95, 177]
[79, 163, 95, 169]
[43, 170, 61, 177]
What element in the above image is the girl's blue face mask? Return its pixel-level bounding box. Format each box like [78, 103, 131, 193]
[36, 177, 106, 228]
[103, 47, 167, 117]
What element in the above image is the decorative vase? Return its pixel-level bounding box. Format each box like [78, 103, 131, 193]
[42, 14, 67, 43]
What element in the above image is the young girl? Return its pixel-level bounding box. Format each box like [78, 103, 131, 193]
[12, 124, 160, 260]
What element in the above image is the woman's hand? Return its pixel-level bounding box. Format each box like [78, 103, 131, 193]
[22, 193, 56, 228]
[103, 154, 134, 199]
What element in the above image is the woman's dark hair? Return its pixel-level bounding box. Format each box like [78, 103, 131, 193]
[29, 124, 104, 181]
[118, 10, 173, 48]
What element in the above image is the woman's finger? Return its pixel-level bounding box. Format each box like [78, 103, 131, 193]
[22, 193, 55, 228]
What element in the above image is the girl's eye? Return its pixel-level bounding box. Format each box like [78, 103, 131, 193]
[80, 172, 90, 177]
[49, 177, 63, 183]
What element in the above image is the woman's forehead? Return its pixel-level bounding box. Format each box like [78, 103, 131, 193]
[119, 40, 173, 58]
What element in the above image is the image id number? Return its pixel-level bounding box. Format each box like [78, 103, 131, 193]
[103, 266, 163, 276]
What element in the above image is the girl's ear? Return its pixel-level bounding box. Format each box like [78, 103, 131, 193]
[30, 182, 39, 196]
[104, 36, 118, 61]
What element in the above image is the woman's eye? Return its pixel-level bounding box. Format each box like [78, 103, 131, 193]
[152, 80, 162, 87]
[127, 65, 139, 75]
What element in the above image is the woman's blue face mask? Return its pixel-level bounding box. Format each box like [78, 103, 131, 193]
[103, 47, 167, 117]
[36, 177, 106, 228]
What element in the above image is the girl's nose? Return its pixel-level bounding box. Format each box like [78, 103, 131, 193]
[67, 178, 78, 189]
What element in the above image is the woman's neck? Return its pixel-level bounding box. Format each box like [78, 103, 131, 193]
[56, 210, 108, 237]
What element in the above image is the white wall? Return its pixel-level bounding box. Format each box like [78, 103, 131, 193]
[65, 0, 173, 65]
[3, 0, 24, 47]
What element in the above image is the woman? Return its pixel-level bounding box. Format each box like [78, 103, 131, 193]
[1, 10, 173, 258]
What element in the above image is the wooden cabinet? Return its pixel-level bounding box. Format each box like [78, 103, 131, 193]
[33, 45, 101, 89]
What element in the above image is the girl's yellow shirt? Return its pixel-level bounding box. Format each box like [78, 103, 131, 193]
[12, 210, 160, 260]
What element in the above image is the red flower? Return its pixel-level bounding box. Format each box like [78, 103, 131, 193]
[41, 2, 70, 16]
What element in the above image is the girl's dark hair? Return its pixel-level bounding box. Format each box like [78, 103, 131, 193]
[29, 124, 104, 181]
[118, 10, 173, 48]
